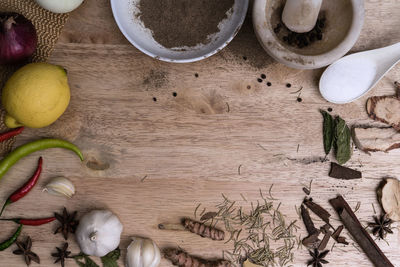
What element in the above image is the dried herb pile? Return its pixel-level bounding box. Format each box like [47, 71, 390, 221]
[194, 186, 300, 267]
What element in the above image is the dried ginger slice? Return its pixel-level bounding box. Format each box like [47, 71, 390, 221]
[352, 126, 400, 154]
[377, 178, 400, 221]
[367, 83, 400, 131]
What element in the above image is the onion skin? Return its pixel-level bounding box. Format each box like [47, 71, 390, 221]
[0, 13, 37, 64]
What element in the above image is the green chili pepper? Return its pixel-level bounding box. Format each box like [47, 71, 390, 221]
[0, 139, 84, 182]
[0, 224, 22, 251]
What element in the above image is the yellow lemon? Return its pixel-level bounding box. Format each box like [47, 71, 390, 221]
[2, 62, 70, 128]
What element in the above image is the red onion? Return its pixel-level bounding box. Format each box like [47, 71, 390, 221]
[0, 13, 37, 64]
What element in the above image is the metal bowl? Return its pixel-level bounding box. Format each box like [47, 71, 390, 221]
[253, 0, 365, 69]
[111, 0, 249, 63]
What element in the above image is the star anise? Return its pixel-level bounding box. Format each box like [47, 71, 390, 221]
[51, 242, 71, 267]
[13, 236, 40, 266]
[368, 214, 393, 239]
[54, 207, 79, 240]
[307, 249, 329, 267]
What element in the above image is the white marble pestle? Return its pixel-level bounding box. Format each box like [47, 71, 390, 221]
[282, 0, 323, 33]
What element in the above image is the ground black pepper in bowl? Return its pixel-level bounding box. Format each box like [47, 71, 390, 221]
[137, 0, 235, 49]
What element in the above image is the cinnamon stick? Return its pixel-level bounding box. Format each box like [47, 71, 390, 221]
[300, 204, 320, 248]
[330, 195, 394, 267]
[303, 198, 331, 225]
[329, 163, 362, 180]
[331, 225, 348, 245]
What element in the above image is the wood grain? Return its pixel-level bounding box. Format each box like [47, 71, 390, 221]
[1, 0, 400, 266]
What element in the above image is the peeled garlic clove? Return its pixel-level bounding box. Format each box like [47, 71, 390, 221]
[126, 237, 161, 267]
[43, 177, 75, 198]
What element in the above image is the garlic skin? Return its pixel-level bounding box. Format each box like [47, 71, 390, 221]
[43, 177, 75, 198]
[126, 237, 161, 267]
[35, 0, 84, 14]
[76, 210, 123, 257]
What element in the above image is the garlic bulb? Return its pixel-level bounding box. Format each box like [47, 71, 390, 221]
[35, 0, 84, 14]
[126, 237, 161, 267]
[43, 177, 75, 198]
[76, 210, 123, 257]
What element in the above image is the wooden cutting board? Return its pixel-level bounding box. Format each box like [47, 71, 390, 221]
[1, 0, 400, 266]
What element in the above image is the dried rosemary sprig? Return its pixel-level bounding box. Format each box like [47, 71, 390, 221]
[199, 187, 299, 267]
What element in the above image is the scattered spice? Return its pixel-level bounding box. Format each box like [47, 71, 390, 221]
[301, 205, 320, 248]
[328, 163, 362, 180]
[368, 214, 393, 240]
[0, 127, 24, 142]
[1, 217, 56, 226]
[52, 243, 71, 267]
[200, 212, 218, 222]
[320, 110, 334, 155]
[0, 224, 22, 251]
[141, 175, 148, 182]
[195, 73, 199, 78]
[320, 110, 352, 165]
[330, 195, 394, 267]
[352, 126, 400, 154]
[54, 207, 79, 240]
[317, 228, 332, 251]
[297, 97, 303, 102]
[266, 82, 272, 87]
[366, 82, 400, 131]
[200, 188, 299, 266]
[303, 187, 311, 195]
[172, 92, 177, 97]
[257, 78, 262, 83]
[164, 248, 231, 267]
[286, 83, 292, 88]
[377, 178, 400, 221]
[261, 74, 266, 79]
[0, 157, 43, 216]
[327, 108, 333, 112]
[182, 218, 225, 240]
[275, 15, 326, 48]
[303, 198, 331, 226]
[137, 0, 235, 48]
[13, 236, 40, 266]
[152, 97, 157, 102]
[330, 225, 348, 245]
[307, 249, 329, 267]
[334, 116, 352, 165]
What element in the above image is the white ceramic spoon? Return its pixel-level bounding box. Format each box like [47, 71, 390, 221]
[319, 42, 400, 104]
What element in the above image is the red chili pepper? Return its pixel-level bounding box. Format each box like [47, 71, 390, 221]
[0, 217, 55, 226]
[0, 157, 42, 216]
[0, 127, 24, 142]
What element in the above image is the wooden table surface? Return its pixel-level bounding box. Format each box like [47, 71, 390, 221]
[1, 0, 400, 266]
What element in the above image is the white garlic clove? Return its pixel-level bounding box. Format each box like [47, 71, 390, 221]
[43, 177, 75, 198]
[126, 237, 161, 267]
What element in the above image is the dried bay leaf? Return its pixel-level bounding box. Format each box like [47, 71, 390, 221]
[320, 110, 335, 155]
[334, 116, 351, 165]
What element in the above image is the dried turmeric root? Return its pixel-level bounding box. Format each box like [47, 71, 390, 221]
[182, 218, 225, 241]
[164, 248, 231, 267]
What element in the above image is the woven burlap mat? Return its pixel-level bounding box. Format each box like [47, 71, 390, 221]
[0, 0, 69, 155]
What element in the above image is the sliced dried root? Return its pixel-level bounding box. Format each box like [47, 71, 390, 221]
[352, 126, 400, 154]
[377, 178, 400, 221]
[366, 83, 400, 131]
